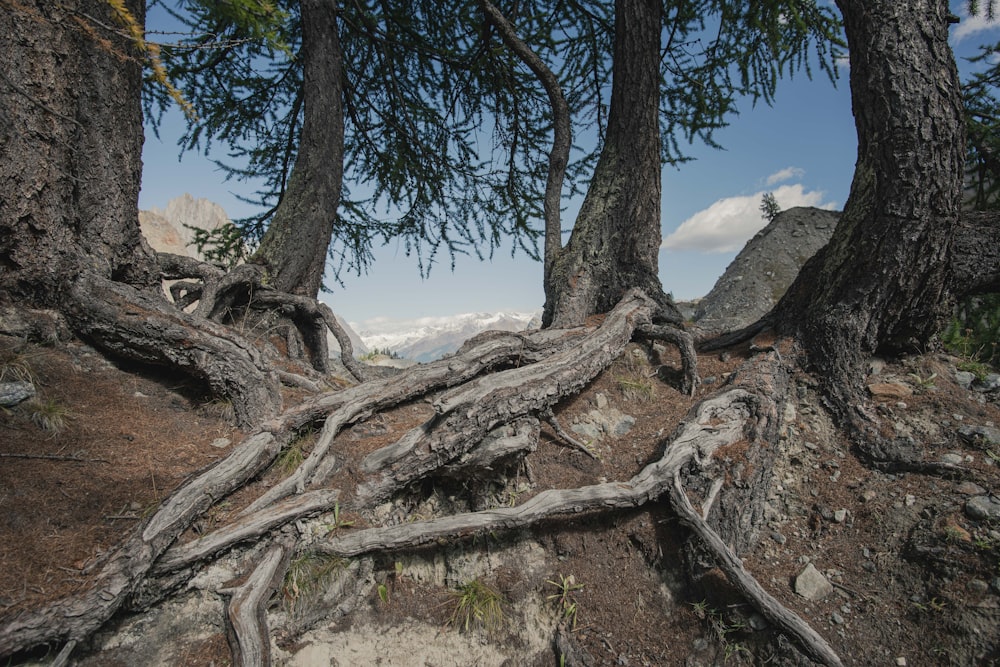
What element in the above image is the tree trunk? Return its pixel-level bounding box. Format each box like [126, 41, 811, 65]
[0, 0, 157, 300]
[543, 0, 680, 328]
[775, 0, 965, 415]
[0, 0, 281, 424]
[250, 0, 344, 298]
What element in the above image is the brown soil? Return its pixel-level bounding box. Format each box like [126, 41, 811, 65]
[2, 334, 999, 666]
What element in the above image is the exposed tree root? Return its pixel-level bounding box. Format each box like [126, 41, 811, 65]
[670, 474, 845, 667]
[65, 272, 281, 427]
[219, 539, 293, 667]
[0, 291, 833, 667]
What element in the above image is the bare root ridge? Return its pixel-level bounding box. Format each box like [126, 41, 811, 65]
[0, 292, 837, 667]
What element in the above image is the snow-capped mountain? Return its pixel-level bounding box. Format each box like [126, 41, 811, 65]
[352, 311, 542, 362]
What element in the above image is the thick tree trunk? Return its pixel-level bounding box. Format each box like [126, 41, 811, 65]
[0, 0, 282, 423]
[0, 0, 157, 300]
[544, 0, 680, 328]
[775, 0, 965, 416]
[251, 0, 344, 297]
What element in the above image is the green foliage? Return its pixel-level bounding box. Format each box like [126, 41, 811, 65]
[546, 573, 584, 628]
[962, 41, 1000, 211]
[760, 191, 781, 222]
[185, 223, 250, 268]
[690, 600, 752, 662]
[941, 294, 1000, 366]
[360, 347, 401, 361]
[144, 0, 843, 281]
[447, 579, 506, 637]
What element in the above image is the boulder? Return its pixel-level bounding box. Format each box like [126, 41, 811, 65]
[695, 207, 839, 332]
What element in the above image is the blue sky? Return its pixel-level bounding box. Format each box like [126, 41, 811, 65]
[139, 3, 999, 326]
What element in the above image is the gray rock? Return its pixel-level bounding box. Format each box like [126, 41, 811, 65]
[966, 496, 1000, 521]
[694, 207, 839, 331]
[955, 370, 976, 389]
[958, 424, 1000, 447]
[940, 453, 965, 465]
[794, 563, 834, 601]
[978, 373, 1000, 391]
[210, 437, 231, 449]
[0, 381, 35, 407]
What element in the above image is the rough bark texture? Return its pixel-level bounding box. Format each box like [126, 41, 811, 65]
[0, 0, 287, 424]
[544, 0, 680, 328]
[951, 210, 1000, 295]
[0, 0, 156, 300]
[774, 0, 965, 418]
[251, 0, 344, 297]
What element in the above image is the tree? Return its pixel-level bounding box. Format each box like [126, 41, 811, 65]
[150, 0, 841, 330]
[251, 0, 343, 298]
[769, 0, 966, 445]
[0, 0, 282, 425]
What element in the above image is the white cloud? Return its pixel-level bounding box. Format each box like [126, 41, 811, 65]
[662, 184, 837, 253]
[765, 167, 805, 186]
[952, 7, 1000, 43]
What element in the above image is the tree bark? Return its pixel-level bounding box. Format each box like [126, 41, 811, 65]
[0, 0, 285, 423]
[251, 0, 345, 298]
[544, 0, 680, 328]
[774, 0, 965, 417]
[0, 0, 157, 301]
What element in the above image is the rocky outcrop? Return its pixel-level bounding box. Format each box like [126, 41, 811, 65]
[694, 207, 839, 332]
[139, 194, 231, 258]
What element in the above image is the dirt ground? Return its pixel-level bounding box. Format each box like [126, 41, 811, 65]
[1, 332, 999, 666]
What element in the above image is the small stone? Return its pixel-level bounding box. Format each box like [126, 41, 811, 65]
[940, 453, 965, 465]
[954, 371, 976, 389]
[966, 496, 1000, 521]
[210, 437, 231, 449]
[896, 401, 908, 410]
[992, 578, 1000, 594]
[980, 373, 1000, 391]
[905, 495, 916, 507]
[861, 490, 877, 502]
[794, 563, 834, 601]
[896, 658, 907, 667]
[133, 390, 149, 398]
[968, 579, 989, 594]
[748, 613, 768, 631]
[595, 392, 609, 410]
[129, 501, 142, 511]
[956, 481, 987, 496]
[831, 612, 845, 625]
[867, 382, 913, 399]
[770, 531, 787, 545]
[0, 381, 35, 407]
[953, 414, 965, 422]
[833, 509, 848, 523]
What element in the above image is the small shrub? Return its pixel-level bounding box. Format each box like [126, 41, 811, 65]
[447, 579, 506, 637]
[546, 574, 584, 629]
[283, 552, 345, 611]
[27, 398, 70, 432]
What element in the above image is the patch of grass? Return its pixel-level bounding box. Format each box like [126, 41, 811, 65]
[200, 397, 235, 421]
[0, 344, 38, 385]
[546, 573, 584, 629]
[276, 427, 317, 476]
[907, 371, 937, 391]
[617, 376, 655, 402]
[957, 359, 992, 382]
[447, 579, 506, 638]
[691, 600, 752, 663]
[283, 551, 346, 611]
[26, 398, 70, 432]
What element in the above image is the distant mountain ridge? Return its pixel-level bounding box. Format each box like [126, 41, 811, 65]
[353, 311, 541, 362]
